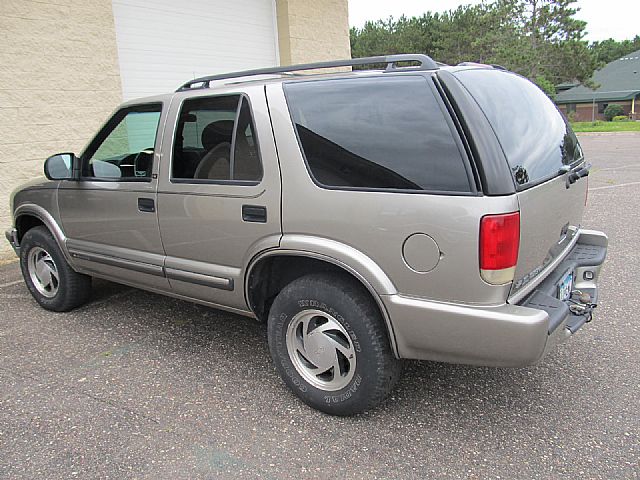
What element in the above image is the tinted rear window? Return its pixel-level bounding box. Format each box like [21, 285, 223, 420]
[284, 76, 471, 192]
[454, 69, 582, 189]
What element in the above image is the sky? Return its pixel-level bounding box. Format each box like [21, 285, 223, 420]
[348, 0, 639, 42]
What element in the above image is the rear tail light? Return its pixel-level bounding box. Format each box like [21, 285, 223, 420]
[480, 212, 520, 285]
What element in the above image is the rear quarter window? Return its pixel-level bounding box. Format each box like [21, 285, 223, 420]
[283, 76, 472, 193]
[453, 69, 582, 189]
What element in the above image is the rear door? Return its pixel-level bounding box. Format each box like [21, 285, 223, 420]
[156, 85, 281, 311]
[453, 69, 588, 299]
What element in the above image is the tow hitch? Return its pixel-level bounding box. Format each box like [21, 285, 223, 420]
[568, 290, 597, 323]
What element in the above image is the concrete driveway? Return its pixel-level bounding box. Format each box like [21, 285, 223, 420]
[0, 133, 638, 479]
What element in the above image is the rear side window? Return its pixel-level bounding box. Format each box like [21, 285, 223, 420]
[284, 76, 471, 192]
[454, 69, 582, 189]
[172, 95, 262, 182]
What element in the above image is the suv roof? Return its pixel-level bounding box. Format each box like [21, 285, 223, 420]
[124, 55, 506, 107]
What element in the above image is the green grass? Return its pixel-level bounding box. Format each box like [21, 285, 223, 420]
[571, 120, 640, 132]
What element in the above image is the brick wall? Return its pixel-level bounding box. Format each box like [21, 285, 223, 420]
[0, 0, 122, 257]
[276, 0, 351, 65]
[558, 100, 634, 122]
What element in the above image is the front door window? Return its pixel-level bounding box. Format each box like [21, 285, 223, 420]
[82, 104, 162, 180]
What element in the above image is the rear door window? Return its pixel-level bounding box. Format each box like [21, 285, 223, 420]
[453, 69, 582, 189]
[283, 76, 471, 193]
[172, 95, 262, 182]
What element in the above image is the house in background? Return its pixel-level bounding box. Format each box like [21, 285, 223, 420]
[556, 49, 640, 122]
[0, 0, 350, 256]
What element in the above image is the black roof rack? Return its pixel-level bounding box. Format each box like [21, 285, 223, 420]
[177, 54, 440, 91]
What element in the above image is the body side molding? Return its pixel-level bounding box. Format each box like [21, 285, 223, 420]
[68, 249, 165, 277]
[165, 268, 234, 290]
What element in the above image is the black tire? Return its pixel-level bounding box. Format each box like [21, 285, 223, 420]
[267, 272, 401, 415]
[20, 226, 92, 312]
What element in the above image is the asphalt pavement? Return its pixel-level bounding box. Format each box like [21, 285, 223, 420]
[0, 133, 638, 479]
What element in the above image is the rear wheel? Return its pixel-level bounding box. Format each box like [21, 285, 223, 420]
[20, 226, 92, 312]
[268, 273, 401, 415]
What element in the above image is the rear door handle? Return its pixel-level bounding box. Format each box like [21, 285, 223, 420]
[242, 205, 267, 223]
[138, 197, 155, 213]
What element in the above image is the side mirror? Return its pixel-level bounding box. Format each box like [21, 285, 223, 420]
[44, 153, 77, 180]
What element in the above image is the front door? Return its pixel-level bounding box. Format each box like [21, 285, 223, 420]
[58, 102, 169, 290]
[157, 86, 282, 312]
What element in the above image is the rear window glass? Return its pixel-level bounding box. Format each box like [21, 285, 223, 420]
[284, 76, 471, 192]
[454, 69, 582, 189]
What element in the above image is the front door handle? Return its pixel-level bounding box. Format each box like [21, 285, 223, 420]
[242, 205, 267, 223]
[138, 197, 155, 213]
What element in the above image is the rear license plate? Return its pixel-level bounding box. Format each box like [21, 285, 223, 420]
[558, 269, 574, 301]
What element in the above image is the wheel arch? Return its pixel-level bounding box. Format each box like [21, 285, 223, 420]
[245, 249, 400, 356]
[15, 214, 45, 242]
[14, 204, 71, 263]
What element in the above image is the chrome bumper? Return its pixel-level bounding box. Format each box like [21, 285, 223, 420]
[5, 228, 20, 256]
[384, 229, 608, 367]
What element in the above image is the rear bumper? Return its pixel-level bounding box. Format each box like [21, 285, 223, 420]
[5, 228, 20, 256]
[384, 229, 608, 367]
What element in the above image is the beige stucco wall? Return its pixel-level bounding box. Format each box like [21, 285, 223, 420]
[276, 0, 351, 65]
[0, 0, 122, 257]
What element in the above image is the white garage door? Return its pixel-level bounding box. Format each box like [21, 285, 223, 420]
[111, 0, 279, 100]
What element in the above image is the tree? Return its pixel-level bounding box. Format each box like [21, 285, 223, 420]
[589, 36, 640, 66]
[502, 0, 597, 85]
[350, 0, 602, 93]
[535, 74, 557, 98]
[434, 2, 519, 65]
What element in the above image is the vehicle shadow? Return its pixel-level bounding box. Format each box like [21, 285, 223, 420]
[69, 278, 580, 426]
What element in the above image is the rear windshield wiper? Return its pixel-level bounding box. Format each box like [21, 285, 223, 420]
[561, 163, 591, 188]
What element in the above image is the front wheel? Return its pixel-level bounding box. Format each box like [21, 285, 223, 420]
[20, 226, 92, 312]
[267, 273, 401, 415]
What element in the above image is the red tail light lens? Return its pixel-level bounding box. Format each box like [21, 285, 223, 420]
[480, 212, 520, 284]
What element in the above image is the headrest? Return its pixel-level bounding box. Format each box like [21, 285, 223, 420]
[201, 120, 234, 150]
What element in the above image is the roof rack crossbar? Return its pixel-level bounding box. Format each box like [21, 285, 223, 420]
[177, 54, 439, 91]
